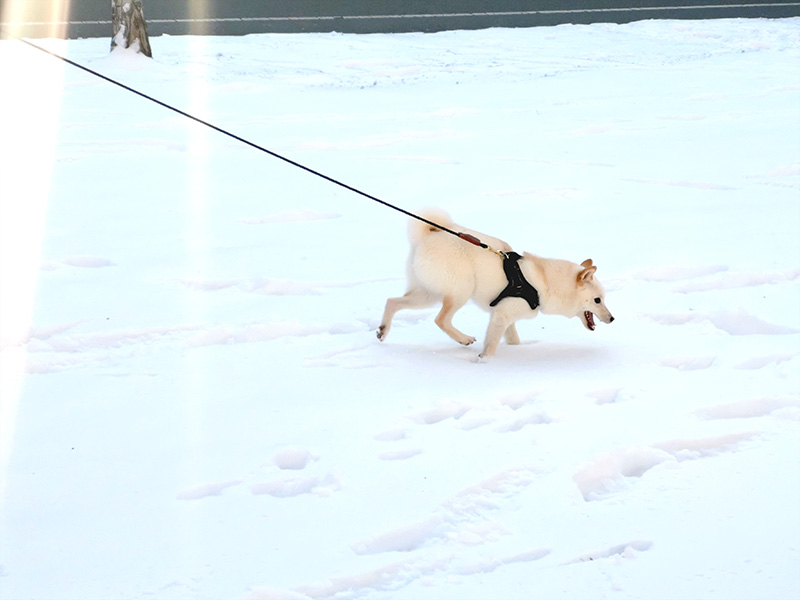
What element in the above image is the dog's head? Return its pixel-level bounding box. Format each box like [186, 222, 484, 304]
[576, 259, 614, 331]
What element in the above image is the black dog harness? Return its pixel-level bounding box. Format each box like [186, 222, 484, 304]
[490, 252, 540, 310]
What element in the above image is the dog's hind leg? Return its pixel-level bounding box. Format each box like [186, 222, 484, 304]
[480, 311, 513, 358]
[377, 288, 437, 341]
[504, 324, 521, 345]
[435, 295, 476, 346]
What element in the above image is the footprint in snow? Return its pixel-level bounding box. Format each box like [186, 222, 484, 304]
[734, 353, 794, 370]
[373, 428, 423, 461]
[587, 387, 625, 405]
[176, 480, 241, 501]
[573, 447, 670, 501]
[659, 356, 716, 371]
[493, 411, 551, 432]
[378, 448, 423, 461]
[407, 398, 473, 425]
[574, 433, 755, 501]
[653, 432, 755, 460]
[250, 474, 340, 498]
[373, 428, 408, 442]
[695, 397, 799, 421]
[458, 547, 551, 575]
[646, 310, 797, 336]
[177, 445, 338, 501]
[352, 465, 541, 555]
[273, 446, 318, 470]
[563, 540, 653, 564]
[250, 446, 338, 498]
[42, 256, 116, 270]
[498, 390, 540, 410]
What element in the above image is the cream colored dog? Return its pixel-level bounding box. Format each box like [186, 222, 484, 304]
[377, 210, 614, 358]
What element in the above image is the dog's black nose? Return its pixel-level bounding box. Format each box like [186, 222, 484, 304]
[609, 316, 615, 323]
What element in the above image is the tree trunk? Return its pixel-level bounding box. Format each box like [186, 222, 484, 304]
[111, 0, 152, 57]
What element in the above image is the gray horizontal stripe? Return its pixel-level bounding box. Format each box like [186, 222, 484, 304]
[9, 3, 800, 27]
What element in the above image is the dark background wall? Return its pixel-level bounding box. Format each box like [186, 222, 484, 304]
[4, 1, 800, 38]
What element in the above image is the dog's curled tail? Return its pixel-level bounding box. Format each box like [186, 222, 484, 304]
[408, 209, 454, 246]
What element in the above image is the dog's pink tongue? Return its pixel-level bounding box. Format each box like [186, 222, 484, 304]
[585, 311, 596, 330]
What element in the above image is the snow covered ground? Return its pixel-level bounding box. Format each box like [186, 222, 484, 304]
[1, 17, 799, 600]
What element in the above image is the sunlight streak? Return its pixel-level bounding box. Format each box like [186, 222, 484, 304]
[0, 0, 70, 503]
[179, 0, 213, 569]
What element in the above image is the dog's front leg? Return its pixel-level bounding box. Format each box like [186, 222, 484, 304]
[479, 310, 512, 359]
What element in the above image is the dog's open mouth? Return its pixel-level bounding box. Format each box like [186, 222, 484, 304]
[584, 311, 596, 331]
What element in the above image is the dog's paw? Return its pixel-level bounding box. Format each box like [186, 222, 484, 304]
[376, 325, 388, 341]
[475, 353, 489, 363]
[461, 336, 477, 346]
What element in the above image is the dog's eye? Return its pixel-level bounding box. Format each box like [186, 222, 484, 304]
[594, 297, 602, 304]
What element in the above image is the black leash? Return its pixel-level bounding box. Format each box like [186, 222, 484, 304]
[11, 35, 507, 255]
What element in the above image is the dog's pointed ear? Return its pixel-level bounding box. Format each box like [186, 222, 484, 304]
[577, 259, 597, 283]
